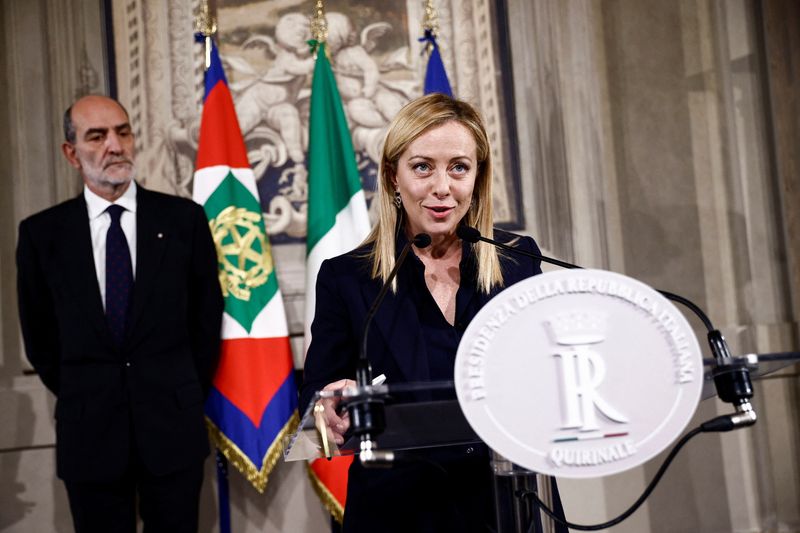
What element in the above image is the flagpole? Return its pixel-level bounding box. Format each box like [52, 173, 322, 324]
[421, 0, 441, 56]
[196, 0, 217, 70]
[419, 0, 454, 96]
[305, 0, 372, 526]
[194, 7, 230, 533]
[309, 0, 329, 60]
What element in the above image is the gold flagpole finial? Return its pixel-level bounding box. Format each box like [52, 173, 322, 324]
[195, 0, 218, 70]
[421, 0, 441, 55]
[422, 0, 440, 36]
[310, 0, 328, 44]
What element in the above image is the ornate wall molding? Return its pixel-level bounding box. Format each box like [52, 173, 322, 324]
[113, 0, 202, 196]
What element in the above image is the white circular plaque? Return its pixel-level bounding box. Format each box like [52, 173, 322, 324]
[455, 269, 704, 478]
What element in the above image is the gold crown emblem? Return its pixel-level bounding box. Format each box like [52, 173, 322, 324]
[544, 310, 607, 345]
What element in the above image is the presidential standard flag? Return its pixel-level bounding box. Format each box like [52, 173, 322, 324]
[193, 36, 298, 492]
[305, 39, 371, 523]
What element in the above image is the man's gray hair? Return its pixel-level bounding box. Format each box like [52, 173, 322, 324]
[63, 105, 76, 144]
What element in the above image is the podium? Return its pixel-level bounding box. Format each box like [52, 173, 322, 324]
[285, 350, 800, 533]
[285, 381, 565, 533]
[286, 381, 476, 459]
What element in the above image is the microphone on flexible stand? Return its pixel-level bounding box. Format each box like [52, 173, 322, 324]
[349, 232, 432, 466]
[456, 225, 755, 428]
[456, 225, 579, 270]
[460, 225, 756, 531]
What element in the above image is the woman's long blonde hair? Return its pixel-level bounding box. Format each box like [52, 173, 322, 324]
[363, 93, 502, 293]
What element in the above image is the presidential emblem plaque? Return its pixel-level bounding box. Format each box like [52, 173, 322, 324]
[454, 269, 704, 478]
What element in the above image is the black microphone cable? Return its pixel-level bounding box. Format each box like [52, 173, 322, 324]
[456, 226, 745, 371]
[456, 225, 715, 331]
[520, 415, 738, 532]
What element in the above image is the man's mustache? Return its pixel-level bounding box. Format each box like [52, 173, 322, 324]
[103, 158, 134, 169]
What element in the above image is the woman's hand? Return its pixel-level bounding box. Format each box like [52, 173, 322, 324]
[316, 378, 356, 445]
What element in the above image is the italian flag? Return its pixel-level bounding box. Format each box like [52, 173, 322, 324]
[193, 37, 298, 493]
[305, 40, 371, 522]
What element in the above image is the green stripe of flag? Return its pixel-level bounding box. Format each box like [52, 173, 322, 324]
[306, 42, 364, 254]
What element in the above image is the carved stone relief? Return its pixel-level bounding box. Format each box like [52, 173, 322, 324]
[112, 0, 520, 234]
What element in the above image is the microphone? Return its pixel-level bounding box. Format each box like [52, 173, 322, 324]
[457, 224, 756, 429]
[456, 225, 579, 270]
[358, 232, 431, 381]
[349, 232, 431, 465]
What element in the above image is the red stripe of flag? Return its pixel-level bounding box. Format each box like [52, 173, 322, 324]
[310, 455, 354, 522]
[213, 337, 294, 427]
[196, 80, 250, 170]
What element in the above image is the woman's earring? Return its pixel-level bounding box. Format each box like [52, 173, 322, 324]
[394, 190, 402, 209]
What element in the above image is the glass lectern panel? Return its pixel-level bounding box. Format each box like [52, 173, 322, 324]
[284, 380, 481, 462]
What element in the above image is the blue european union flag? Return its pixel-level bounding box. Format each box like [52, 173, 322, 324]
[420, 30, 453, 96]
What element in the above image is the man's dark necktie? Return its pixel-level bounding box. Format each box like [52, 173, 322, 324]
[105, 204, 133, 345]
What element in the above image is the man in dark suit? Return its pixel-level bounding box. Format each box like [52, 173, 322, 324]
[16, 95, 223, 533]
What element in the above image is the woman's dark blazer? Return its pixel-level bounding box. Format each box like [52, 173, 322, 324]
[300, 230, 542, 410]
[300, 230, 545, 533]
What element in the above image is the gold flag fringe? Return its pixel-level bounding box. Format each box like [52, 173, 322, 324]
[205, 410, 299, 493]
[307, 462, 345, 524]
